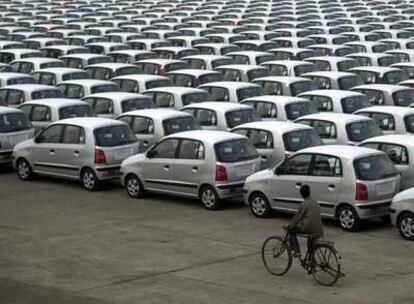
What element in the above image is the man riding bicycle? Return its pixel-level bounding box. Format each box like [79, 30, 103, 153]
[286, 185, 324, 257]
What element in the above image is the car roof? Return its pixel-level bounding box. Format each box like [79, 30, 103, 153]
[253, 76, 310, 84]
[120, 108, 190, 119]
[0, 72, 32, 80]
[112, 74, 168, 81]
[349, 66, 400, 73]
[232, 121, 313, 133]
[144, 86, 206, 94]
[58, 79, 115, 86]
[136, 58, 183, 64]
[182, 101, 252, 111]
[34, 67, 86, 74]
[298, 112, 371, 123]
[166, 69, 220, 76]
[166, 130, 244, 144]
[0, 106, 23, 114]
[1, 84, 59, 91]
[226, 51, 272, 56]
[355, 106, 414, 116]
[299, 145, 383, 159]
[299, 89, 364, 98]
[85, 62, 136, 69]
[302, 71, 356, 78]
[306, 56, 354, 62]
[52, 117, 125, 129]
[242, 95, 308, 104]
[181, 54, 230, 60]
[22, 98, 88, 107]
[361, 134, 414, 147]
[12, 57, 62, 64]
[261, 60, 313, 67]
[214, 64, 267, 71]
[199, 81, 260, 89]
[83, 92, 148, 100]
[352, 84, 410, 92]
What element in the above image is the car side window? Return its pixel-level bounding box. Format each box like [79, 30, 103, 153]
[150, 138, 179, 158]
[280, 153, 312, 175]
[360, 143, 379, 150]
[312, 120, 337, 139]
[94, 98, 114, 114]
[362, 89, 385, 105]
[380, 143, 409, 165]
[177, 139, 205, 160]
[208, 86, 229, 101]
[31, 106, 51, 122]
[131, 116, 154, 134]
[37, 124, 64, 143]
[370, 113, 395, 131]
[39, 73, 56, 85]
[5, 89, 24, 105]
[195, 109, 217, 126]
[61, 125, 85, 144]
[311, 76, 331, 89]
[18, 105, 32, 117]
[310, 154, 342, 177]
[249, 129, 273, 149]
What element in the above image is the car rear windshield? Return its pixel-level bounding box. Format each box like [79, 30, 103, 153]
[378, 56, 399, 66]
[214, 138, 258, 163]
[146, 79, 171, 89]
[162, 116, 201, 135]
[225, 109, 259, 128]
[294, 64, 315, 76]
[341, 95, 370, 114]
[182, 92, 209, 106]
[338, 76, 361, 90]
[346, 120, 382, 142]
[94, 124, 137, 147]
[290, 81, 314, 96]
[59, 105, 92, 119]
[392, 89, 414, 107]
[91, 84, 119, 94]
[32, 89, 63, 100]
[384, 71, 408, 84]
[62, 72, 89, 81]
[283, 129, 322, 152]
[236, 86, 263, 100]
[337, 60, 356, 71]
[285, 102, 316, 120]
[404, 115, 414, 133]
[354, 154, 398, 180]
[121, 98, 152, 112]
[0, 112, 32, 133]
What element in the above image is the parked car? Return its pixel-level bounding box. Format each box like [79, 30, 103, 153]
[261, 60, 315, 77]
[241, 95, 316, 121]
[57, 80, 119, 99]
[295, 113, 382, 145]
[18, 98, 92, 133]
[243, 145, 400, 231]
[0, 84, 63, 107]
[0, 106, 34, 164]
[181, 54, 233, 70]
[390, 187, 414, 240]
[301, 71, 362, 90]
[231, 121, 323, 169]
[298, 90, 370, 113]
[61, 53, 112, 69]
[252, 76, 316, 96]
[112, 74, 172, 94]
[120, 130, 261, 209]
[182, 102, 260, 131]
[143, 87, 209, 109]
[166, 69, 223, 87]
[360, 135, 414, 190]
[351, 84, 414, 107]
[117, 109, 201, 152]
[198, 81, 263, 103]
[13, 117, 140, 190]
[0, 73, 34, 87]
[348, 66, 409, 85]
[31, 67, 89, 85]
[86, 63, 141, 80]
[82, 92, 152, 118]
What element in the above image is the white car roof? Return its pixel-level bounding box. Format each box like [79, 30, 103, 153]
[306, 56, 354, 63]
[144, 86, 206, 94]
[22, 98, 88, 108]
[112, 74, 169, 81]
[199, 81, 260, 89]
[349, 66, 401, 73]
[242, 95, 308, 104]
[299, 145, 383, 159]
[253, 76, 310, 84]
[233, 121, 313, 133]
[302, 71, 356, 78]
[0, 106, 23, 114]
[84, 92, 148, 101]
[261, 60, 313, 67]
[1, 84, 59, 91]
[136, 58, 183, 64]
[298, 112, 372, 123]
[214, 64, 267, 72]
[361, 135, 414, 147]
[33, 67, 86, 74]
[299, 89, 364, 98]
[0, 72, 32, 80]
[352, 84, 410, 92]
[58, 79, 116, 86]
[166, 130, 245, 144]
[120, 108, 190, 120]
[182, 101, 252, 112]
[355, 106, 414, 116]
[12, 57, 63, 64]
[52, 117, 125, 129]
[166, 69, 221, 76]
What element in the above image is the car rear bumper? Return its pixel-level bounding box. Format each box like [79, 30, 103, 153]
[95, 165, 122, 181]
[0, 150, 13, 164]
[356, 200, 392, 219]
[216, 182, 244, 199]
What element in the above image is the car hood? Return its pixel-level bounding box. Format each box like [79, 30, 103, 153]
[245, 168, 273, 184]
[13, 138, 34, 152]
[121, 152, 146, 167]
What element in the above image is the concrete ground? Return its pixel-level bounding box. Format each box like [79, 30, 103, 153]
[0, 166, 413, 304]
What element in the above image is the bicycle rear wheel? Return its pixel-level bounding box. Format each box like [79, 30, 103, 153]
[311, 244, 341, 286]
[261, 236, 292, 276]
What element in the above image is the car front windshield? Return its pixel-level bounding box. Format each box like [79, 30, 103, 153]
[59, 105, 92, 119]
[182, 92, 209, 106]
[0, 112, 32, 133]
[225, 109, 259, 128]
[393, 89, 414, 107]
[346, 120, 382, 142]
[162, 116, 201, 135]
[283, 129, 322, 152]
[214, 138, 258, 162]
[285, 102, 316, 120]
[94, 124, 137, 147]
[354, 154, 398, 180]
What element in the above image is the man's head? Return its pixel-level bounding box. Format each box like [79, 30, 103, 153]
[300, 185, 310, 199]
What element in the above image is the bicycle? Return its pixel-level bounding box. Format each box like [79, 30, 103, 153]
[261, 227, 344, 286]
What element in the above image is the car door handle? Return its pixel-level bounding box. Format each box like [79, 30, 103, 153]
[192, 166, 198, 172]
[261, 155, 268, 161]
[295, 183, 302, 189]
[163, 165, 170, 171]
[143, 141, 148, 146]
[49, 149, 55, 155]
[74, 150, 80, 156]
[328, 184, 336, 191]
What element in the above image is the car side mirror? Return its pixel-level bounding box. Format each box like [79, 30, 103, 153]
[146, 149, 156, 158]
[34, 136, 41, 144]
[275, 165, 283, 175]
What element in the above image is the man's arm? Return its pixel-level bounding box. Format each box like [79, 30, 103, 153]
[289, 202, 307, 227]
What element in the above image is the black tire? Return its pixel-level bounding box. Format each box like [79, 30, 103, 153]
[200, 185, 221, 210]
[337, 205, 361, 232]
[81, 168, 99, 191]
[125, 174, 144, 198]
[261, 236, 292, 276]
[397, 212, 414, 241]
[249, 192, 272, 218]
[16, 158, 34, 181]
[311, 244, 342, 286]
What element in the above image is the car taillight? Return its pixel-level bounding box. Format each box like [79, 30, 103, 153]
[355, 182, 368, 201]
[215, 164, 228, 182]
[94, 148, 106, 165]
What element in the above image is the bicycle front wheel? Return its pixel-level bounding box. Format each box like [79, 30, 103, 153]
[311, 244, 341, 286]
[261, 236, 292, 276]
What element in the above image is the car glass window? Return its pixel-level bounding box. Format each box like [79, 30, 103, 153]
[32, 89, 62, 100]
[208, 86, 229, 101]
[62, 72, 89, 81]
[0, 112, 32, 133]
[116, 79, 138, 92]
[185, 58, 204, 69]
[379, 143, 409, 165]
[361, 89, 385, 105]
[94, 98, 114, 114]
[337, 60, 356, 72]
[19, 62, 33, 74]
[356, 71, 377, 84]
[177, 139, 205, 159]
[31, 106, 51, 121]
[365, 113, 395, 131]
[61, 125, 85, 144]
[214, 138, 258, 162]
[267, 64, 288, 76]
[245, 101, 277, 119]
[37, 73, 56, 85]
[354, 154, 398, 180]
[247, 69, 268, 81]
[237, 86, 263, 101]
[294, 64, 315, 76]
[312, 60, 330, 71]
[37, 124, 64, 143]
[129, 116, 154, 134]
[283, 129, 322, 152]
[59, 105, 91, 119]
[212, 58, 233, 68]
[248, 129, 273, 149]
[258, 81, 283, 95]
[338, 76, 361, 90]
[63, 84, 84, 98]
[378, 56, 399, 67]
[118, 66, 140, 76]
[290, 81, 314, 96]
[4, 90, 24, 105]
[94, 124, 137, 147]
[91, 84, 119, 94]
[146, 79, 171, 90]
[162, 116, 200, 135]
[393, 90, 414, 107]
[90, 67, 111, 80]
[310, 154, 342, 176]
[225, 109, 258, 128]
[149, 92, 174, 107]
[172, 74, 194, 87]
[281, 153, 312, 175]
[150, 138, 179, 158]
[221, 69, 242, 81]
[121, 98, 151, 112]
[341, 95, 369, 113]
[312, 120, 337, 139]
[346, 120, 382, 142]
[193, 109, 217, 126]
[137, 63, 157, 74]
[285, 102, 315, 120]
[64, 58, 82, 68]
[306, 95, 333, 112]
[311, 76, 331, 89]
[182, 92, 209, 106]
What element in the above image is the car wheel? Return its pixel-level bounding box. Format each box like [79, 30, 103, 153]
[81, 168, 99, 191]
[398, 212, 414, 241]
[249, 192, 272, 218]
[200, 186, 220, 210]
[125, 174, 144, 198]
[16, 158, 34, 181]
[337, 206, 361, 232]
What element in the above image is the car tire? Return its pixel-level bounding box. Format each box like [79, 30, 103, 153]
[16, 158, 34, 181]
[397, 212, 414, 241]
[337, 205, 361, 232]
[249, 192, 272, 218]
[125, 174, 144, 198]
[81, 168, 99, 191]
[200, 186, 221, 210]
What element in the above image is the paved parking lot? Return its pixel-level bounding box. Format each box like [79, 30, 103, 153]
[0, 166, 413, 304]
